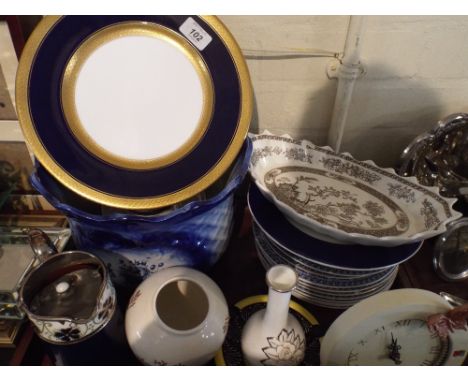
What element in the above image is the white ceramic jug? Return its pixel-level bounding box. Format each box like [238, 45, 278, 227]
[125, 266, 229, 365]
[241, 264, 306, 365]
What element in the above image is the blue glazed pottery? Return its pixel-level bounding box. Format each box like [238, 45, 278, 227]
[30, 139, 252, 289]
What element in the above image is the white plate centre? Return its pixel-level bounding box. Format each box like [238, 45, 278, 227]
[74, 35, 205, 161]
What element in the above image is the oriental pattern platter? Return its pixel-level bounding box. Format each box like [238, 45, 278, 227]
[16, 16, 252, 210]
[248, 183, 422, 271]
[249, 132, 461, 246]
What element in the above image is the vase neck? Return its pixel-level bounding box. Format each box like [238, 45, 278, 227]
[263, 286, 291, 330]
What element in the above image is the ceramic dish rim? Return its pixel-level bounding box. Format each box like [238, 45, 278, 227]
[319, 289, 451, 364]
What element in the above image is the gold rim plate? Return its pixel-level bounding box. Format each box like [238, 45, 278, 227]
[16, 16, 253, 210]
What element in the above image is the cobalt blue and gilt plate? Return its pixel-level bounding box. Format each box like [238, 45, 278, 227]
[16, 16, 252, 209]
[248, 183, 423, 271]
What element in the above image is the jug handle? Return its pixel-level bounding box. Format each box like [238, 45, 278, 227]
[27, 228, 58, 263]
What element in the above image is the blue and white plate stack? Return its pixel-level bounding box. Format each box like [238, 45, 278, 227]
[249, 184, 423, 309]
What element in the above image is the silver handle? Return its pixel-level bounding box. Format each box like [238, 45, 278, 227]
[439, 292, 468, 307]
[27, 228, 58, 263]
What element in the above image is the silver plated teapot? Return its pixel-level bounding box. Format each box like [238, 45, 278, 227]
[19, 229, 116, 344]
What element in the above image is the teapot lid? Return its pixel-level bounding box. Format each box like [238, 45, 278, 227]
[21, 252, 105, 321]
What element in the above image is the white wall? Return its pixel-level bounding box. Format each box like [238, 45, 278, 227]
[221, 16, 348, 145]
[220, 16, 468, 167]
[0, 21, 23, 142]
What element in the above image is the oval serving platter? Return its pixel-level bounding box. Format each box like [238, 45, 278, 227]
[16, 16, 252, 210]
[248, 182, 423, 271]
[249, 131, 461, 246]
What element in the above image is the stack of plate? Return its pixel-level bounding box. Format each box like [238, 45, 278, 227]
[254, 224, 399, 309]
[249, 183, 423, 309]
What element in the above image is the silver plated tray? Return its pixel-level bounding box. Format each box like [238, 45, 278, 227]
[433, 218, 468, 281]
[399, 113, 468, 201]
[250, 131, 461, 247]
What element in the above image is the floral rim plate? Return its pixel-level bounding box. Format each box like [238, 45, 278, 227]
[253, 223, 395, 278]
[214, 295, 322, 366]
[16, 16, 252, 210]
[256, 253, 396, 310]
[248, 183, 423, 271]
[249, 131, 461, 246]
[256, 244, 397, 294]
[255, 235, 397, 289]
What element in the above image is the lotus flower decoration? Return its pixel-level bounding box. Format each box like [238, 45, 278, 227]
[261, 328, 305, 366]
